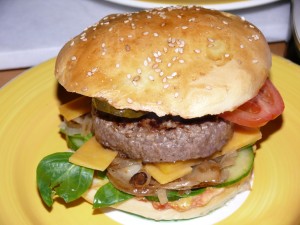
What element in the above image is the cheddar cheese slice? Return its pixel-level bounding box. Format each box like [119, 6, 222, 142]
[213, 125, 262, 158]
[69, 137, 117, 171]
[145, 163, 192, 185]
[59, 96, 91, 121]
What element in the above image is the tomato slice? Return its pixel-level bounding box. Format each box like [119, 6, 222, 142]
[220, 79, 284, 127]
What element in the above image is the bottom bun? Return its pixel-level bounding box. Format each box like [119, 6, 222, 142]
[82, 176, 251, 221]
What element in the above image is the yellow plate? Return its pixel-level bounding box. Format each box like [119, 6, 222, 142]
[0, 55, 299, 225]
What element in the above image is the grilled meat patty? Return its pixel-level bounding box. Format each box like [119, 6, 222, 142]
[92, 107, 233, 163]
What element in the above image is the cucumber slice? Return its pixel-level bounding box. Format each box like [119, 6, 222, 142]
[217, 147, 255, 187]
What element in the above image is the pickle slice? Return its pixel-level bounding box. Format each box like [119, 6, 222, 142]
[92, 98, 147, 118]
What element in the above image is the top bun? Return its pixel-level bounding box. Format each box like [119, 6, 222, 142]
[55, 6, 271, 118]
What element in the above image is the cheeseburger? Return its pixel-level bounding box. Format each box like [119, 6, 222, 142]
[37, 6, 284, 221]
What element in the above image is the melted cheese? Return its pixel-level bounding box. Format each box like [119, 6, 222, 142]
[144, 163, 193, 185]
[212, 125, 261, 158]
[59, 96, 91, 121]
[69, 137, 117, 171]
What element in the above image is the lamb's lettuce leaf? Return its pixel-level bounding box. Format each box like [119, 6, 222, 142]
[93, 182, 134, 208]
[36, 152, 94, 207]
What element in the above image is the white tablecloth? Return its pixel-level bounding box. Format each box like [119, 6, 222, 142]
[0, 0, 291, 70]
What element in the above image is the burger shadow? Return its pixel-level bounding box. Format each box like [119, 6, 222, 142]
[256, 115, 284, 149]
[55, 82, 82, 105]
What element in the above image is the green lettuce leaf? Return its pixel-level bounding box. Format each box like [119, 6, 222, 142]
[93, 182, 134, 208]
[36, 152, 94, 207]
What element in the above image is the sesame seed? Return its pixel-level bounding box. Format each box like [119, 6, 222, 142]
[71, 56, 77, 61]
[249, 24, 255, 28]
[128, 34, 133, 38]
[144, 60, 148, 66]
[87, 71, 92, 76]
[127, 98, 133, 103]
[182, 26, 188, 30]
[81, 87, 88, 92]
[153, 32, 159, 37]
[149, 75, 154, 81]
[152, 63, 159, 69]
[194, 49, 201, 54]
[116, 64, 120, 68]
[252, 59, 258, 64]
[163, 84, 170, 89]
[171, 72, 177, 77]
[208, 38, 215, 43]
[179, 59, 185, 63]
[174, 92, 179, 98]
[223, 20, 229, 25]
[240, 44, 244, 48]
[137, 68, 142, 74]
[167, 62, 172, 67]
[70, 41, 75, 46]
[224, 53, 230, 58]
[108, 27, 113, 32]
[205, 85, 212, 90]
[252, 34, 260, 40]
[143, 31, 149, 35]
[155, 58, 162, 63]
[127, 74, 132, 79]
[162, 77, 167, 82]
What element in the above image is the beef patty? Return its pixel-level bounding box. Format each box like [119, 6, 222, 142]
[92, 108, 233, 163]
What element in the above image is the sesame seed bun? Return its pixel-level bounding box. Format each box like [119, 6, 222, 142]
[55, 6, 271, 119]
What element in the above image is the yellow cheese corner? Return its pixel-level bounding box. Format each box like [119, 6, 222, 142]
[59, 96, 91, 121]
[69, 136, 117, 171]
[213, 125, 262, 158]
[144, 163, 192, 184]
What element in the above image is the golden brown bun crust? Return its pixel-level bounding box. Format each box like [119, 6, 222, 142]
[55, 6, 271, 118]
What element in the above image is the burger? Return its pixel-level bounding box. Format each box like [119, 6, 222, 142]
[36, 6, 284, 221]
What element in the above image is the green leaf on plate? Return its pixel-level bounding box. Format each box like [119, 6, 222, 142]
[36, 152, 94, 207]
[93, 182, 133, 208]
